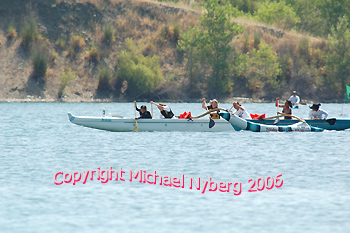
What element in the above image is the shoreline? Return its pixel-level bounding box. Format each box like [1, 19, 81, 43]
[0, 96, 340, 104]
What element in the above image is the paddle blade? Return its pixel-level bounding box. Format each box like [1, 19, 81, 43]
[326, 118, 336, 125]
[134, 120, 139, 132]
[209, 118, 215, 128]
[273, 117, 280, 125]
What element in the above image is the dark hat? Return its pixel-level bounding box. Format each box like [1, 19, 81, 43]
[310, 103, 320, 110]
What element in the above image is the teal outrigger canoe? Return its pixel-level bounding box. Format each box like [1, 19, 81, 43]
[219, 112, 324, 132]
[236, 118, 350, 130]
[246, 118, 350, 131]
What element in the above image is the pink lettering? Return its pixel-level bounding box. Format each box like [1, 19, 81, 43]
[100, 170, 109, 183]
[120, 168, 125, 181]
[218, 182, 227, 192]
[54, 172, 63, 185]
[172, 177, 180, 188]
[64, 173, 72, 183]
[129, 169, 141, 182]
[73, 172, 81, 185]
[82, 171, 89, 184]
[189, 177, 200, 190]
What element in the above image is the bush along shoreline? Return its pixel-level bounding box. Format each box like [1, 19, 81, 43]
[1, 0, 350, 103]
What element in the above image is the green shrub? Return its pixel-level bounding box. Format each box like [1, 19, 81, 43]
[21, 18, 39, 49]
[172, 24, 182, 43]
[49, 50, 58, 66]
[117, 38, 163, 96]
[254, 1, 300, 30]
[32, 47, 48, 80]
[55, 36, 66, 48]
[67, 35, 85, 57]
[102, 24, 115, 45]
[86, 45, 100, 63]
[7, 25, 17, 40]
[97, 66, 112, 91]
[230, 0, 260, 14]
[253, 32, 261, 49]
[298, 37, 310, 61]
[58, 69, 75, 98]
[159, 24, 182, 44]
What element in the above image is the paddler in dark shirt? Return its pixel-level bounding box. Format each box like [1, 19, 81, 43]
[133, 101, 152, 119]
[202, 98, 220, 119]
[151, 101, 175, 118]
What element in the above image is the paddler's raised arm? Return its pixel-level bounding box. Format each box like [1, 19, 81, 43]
[202, 98, 207, 110]
[275, 97, 284, 107]
[150, 101, 164, 111]
[133, 100, 140, 112]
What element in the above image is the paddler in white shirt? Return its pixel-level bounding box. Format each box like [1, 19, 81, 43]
[289, 91, 300, 107]
[309, 103, 328, 120]
[151, 102, 175, 119]
[232, 102, 251, 119]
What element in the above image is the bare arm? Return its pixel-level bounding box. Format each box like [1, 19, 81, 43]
[202, 98, 207, 110]
[275, 97, 284, 107]
[150, 101, 164, 111]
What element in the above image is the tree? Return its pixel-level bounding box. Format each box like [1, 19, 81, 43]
[326, 16, 350, 95]
[179, 0, 243, 97]
[319, 0, 350, 36]
[200, 0, 243, 96]
[247, 44, 281, 93]
[285, 0, 326, 36]
[177, 26, 202, 96]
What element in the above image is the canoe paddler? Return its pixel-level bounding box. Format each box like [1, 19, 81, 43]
[202, 98, 220, 119]
[232, 102, 251, 119]
[289, 91, 300, 108]
[309, 103, 328, 120]
[276, 97, 292, 119]
[151, 101, 175, 119]
[133, 101, 152, 119]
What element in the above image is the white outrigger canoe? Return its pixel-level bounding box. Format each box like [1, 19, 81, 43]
[68, 113, 234, 132]
[68, 111, 324, 132]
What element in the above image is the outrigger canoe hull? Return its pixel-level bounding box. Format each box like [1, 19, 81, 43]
[248, 118, 350, 131]
[68, 113, 350, 132]
[220, 112, 324, 132]
[68, 113, 235, 132]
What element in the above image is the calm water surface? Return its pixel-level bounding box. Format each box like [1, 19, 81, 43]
[0, 102, 349, 232]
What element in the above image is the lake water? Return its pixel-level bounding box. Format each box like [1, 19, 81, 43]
[1, 102, 349, 232]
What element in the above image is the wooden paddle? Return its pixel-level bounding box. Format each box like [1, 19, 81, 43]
[275, 97, 281, 124]
[280, 113, 306, 122]
[228, 104, 234, 112]
[150, 101, 153, 118]
[263, 113, 306, 123]
[134, 102, 138, 132]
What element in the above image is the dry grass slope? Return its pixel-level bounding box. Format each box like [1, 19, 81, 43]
[0, 0, 331, 102]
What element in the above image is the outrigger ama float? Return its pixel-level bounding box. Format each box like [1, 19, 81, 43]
[68, 107, 350, 132]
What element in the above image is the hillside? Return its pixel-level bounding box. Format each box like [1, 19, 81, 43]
[0, 0, 346, 102]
